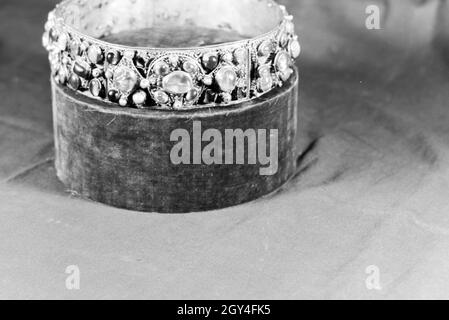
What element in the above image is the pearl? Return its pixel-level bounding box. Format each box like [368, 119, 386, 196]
[173, 100, 183, 109]
[215, 66, 237, 92]
[258, 40, 273, 57]
[275, 51, 291, 73]
[183, 60, 198, 74]
[202, 75, 213, 86]
[222, 52, 233, 63]
[42, 32, 49, 48]
[73, 60, 90, 79]
[257, 65, 273, 92]
[289, 39, 301, 58]
[132, 91, 147, 105]
[154, 61, 170, 76]
[119, 97, 128, 107]
[154, 90, 169, 104]
[106, 51, 121, 65]
[92, 68, 102, 78]
[202, 52, 219, 71]
[89, 79, 103, 97]
[113, 66, 138, 93]
[105, 70, 113, 80]
[148, 75, 158, 85]
[140, 79, 150, 89]
[56, 33, 68, 51]
[169, 55, 179, 66]
[87, 45, 103, 64]
[68, 74, 80, 90]
[285, 21, 295, 34]
[124, 51, 135, 59]
[233, 48, 247, 65]
[162, 71, 194, 95]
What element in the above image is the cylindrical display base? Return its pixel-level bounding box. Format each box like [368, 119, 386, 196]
[52, 71, 299, 213]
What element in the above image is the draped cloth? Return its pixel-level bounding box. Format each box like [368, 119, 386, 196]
[1, 0, 449, 299]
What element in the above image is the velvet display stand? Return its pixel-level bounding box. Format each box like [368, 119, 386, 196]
[52, 71, 299, 213]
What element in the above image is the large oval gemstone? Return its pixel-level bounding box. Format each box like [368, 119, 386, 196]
[162, 71, 193, 95]
[113, 66, 138, 93]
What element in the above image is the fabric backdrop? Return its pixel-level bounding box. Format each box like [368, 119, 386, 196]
[1, 0, 449, 299]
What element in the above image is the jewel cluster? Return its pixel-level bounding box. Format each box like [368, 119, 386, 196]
[43, 12, 300, 110]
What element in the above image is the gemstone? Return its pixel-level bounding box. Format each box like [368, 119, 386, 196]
[154, 90, 169, 104]
[132, 91, 147, 105]
[106, 51, 121, 65]
[89, 79, 103, 97]
[289, 39, 301, 58]
[183, 60, 198, 74]
[233, 48, 247, 65]
[162, 71, 194, 95]
[275, 51, 291, 73]
[68, 74, 80, 90]
[154, 61, 170, 76]
[186, 88, 199, 102]
[87, 45, 103, 64]
[73, 60, 91, 78]
[257, 65, 273, 92]
[215, 66, 237, 92]
[113, 66, 138, 93]
[202, 52, 219, 71]
[108, 89, 120, 102]
[258, 40, 273, 57]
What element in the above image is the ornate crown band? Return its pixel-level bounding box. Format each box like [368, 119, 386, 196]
[43, 0, 300, 110]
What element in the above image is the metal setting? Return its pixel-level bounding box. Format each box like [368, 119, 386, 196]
[43, 0, 301, 110]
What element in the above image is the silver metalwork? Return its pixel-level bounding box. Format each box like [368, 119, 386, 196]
[43, 0, 301, 110]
